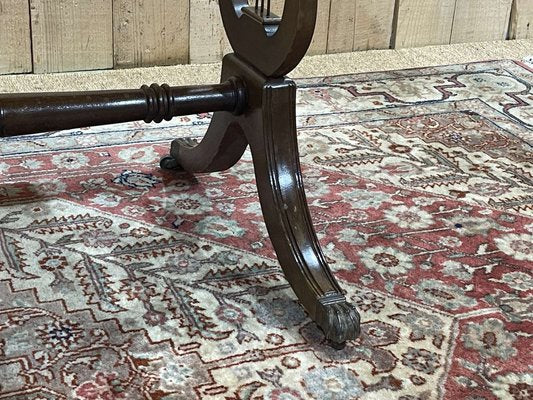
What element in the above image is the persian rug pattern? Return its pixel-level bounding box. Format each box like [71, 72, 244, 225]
[0, 60, 531, 399]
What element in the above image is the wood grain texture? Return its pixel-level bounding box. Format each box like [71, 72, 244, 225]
[327, 0, 356, 53]
[245, 0, 330, 57]
[114, 0, 189, 68]
[1, 0, 528, 75]
[189, 1, 288, 64]
[270, 0, 285, 15]
[189, 0, 231, 64]
[30, 0, 113, 73]
[451, 0, 513, 43]
[308, 0, 331, 55]
[393, 0, 456, 48]
[0, 0, 32, 74]
[509, 0, 533, 39]
[354, 0, 395, 51]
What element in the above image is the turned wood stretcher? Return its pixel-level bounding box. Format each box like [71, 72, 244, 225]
[0, 0, 361, 349]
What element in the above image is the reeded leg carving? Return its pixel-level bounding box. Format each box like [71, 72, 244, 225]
[163, 54, 361, 347]
[317, 295, 361, 349]
[245, 77, 361, 346]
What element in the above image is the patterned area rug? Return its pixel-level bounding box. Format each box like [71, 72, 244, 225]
[0, 60, 532, 400]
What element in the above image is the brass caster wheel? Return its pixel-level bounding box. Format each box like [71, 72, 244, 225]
[160, 155, 182, 171]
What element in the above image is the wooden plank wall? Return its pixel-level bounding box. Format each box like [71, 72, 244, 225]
[510, 0, 533, 39]
[113, 0, 189, 68]
[354, 0, 396, 51]
[393, 0, 457, 48]
[30, 0, 113, 73]
[0, 0, 531, 75]
[0, 0, 32, 74]
[451, 0, 513, 44]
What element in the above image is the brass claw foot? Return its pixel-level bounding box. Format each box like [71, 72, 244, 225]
[317, 295, 361, 347]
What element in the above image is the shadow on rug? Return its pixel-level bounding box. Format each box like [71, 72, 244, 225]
[0, 60, 532, 399]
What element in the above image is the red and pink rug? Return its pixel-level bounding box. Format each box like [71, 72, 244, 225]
[0, 60, 532, 399]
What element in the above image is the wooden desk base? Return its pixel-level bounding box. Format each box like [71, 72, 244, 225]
[0, 0, 361, 348]
[161, 54, 361, 348]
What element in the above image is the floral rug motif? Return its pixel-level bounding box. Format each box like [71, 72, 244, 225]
[0, 60, 532, 399]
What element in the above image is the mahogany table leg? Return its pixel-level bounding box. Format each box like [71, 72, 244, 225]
[248, 79, 361, 347]
[161, 54, 361, 347]
[162, 111, 248, 173]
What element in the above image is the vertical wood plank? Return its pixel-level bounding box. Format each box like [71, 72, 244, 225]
[0, 0, 32, 74]
[30, 0, 113, 73]
[263, 0, 331, 57]
[114, 0, 189, 68]
[509, 0, 533, 39]
[308, 0, 331, 55]
[188, 0, 332, 61]
[354, 0, 395, 51]
[189, 0, 229, 64]
[270, 0, 285, 16]
[327, 0, 356, 53]
[393, 0, 457, 48]
[451, 0, 513, 43]
[188, 0, 288, 64]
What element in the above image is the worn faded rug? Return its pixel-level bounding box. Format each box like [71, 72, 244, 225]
[0, 60, 532, 399]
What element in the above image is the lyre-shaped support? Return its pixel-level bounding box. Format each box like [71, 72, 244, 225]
[219, 0, 317, 77]
[0, 0, 361, 348]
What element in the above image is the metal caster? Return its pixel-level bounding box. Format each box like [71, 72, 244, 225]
[160, 155, 182, 170]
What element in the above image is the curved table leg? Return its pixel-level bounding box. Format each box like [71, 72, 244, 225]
[246, 79, 361, 347]
[161, 56, 248, 174]
[162, 54, 361, 347]
[161, 112, 248, 173]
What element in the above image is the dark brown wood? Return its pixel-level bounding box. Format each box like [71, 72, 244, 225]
[220, 0, 317, 77]
[0, 80, 245, 137]
[0, 0, 361, 348]
[166, 53, 360, 348]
